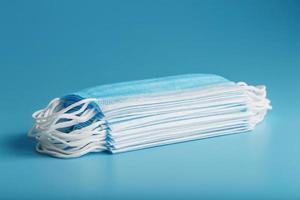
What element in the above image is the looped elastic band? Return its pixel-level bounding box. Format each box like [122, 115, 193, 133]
[237, 82, 271, 125]
[28, 97, 107, 158]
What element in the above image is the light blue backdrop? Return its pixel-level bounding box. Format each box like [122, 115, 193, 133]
[0, 0, 299, 199]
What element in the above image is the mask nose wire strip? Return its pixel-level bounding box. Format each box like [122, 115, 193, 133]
[28, 98, 108, 158]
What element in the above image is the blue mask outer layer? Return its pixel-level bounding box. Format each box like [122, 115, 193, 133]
[60, 74, 232, 132]
[73, 74, 231, 99]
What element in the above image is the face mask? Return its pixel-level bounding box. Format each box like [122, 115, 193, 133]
[28, 74, 271, 158]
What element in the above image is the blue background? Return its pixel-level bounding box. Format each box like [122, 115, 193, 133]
[0, 0, 299, 199]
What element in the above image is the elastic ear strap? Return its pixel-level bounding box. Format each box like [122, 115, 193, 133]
[28, 97, 108, 158]
[237, 82, 272, 125]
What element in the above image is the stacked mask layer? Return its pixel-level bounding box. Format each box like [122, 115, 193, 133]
[28, 74, 271, 158]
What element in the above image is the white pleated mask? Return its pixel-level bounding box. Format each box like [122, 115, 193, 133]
[28, 74, 271, 158]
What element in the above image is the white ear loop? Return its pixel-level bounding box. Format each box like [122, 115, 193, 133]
[237, 82, 272, 124]
[28, 98, 108, 158]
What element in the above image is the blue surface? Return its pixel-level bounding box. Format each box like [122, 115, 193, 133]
[0, 0, 299, 199]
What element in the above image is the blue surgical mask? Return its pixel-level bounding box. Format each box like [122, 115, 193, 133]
[28, 74, 271, 158]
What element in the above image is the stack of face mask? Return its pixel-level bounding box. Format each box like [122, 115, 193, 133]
[28, 74, 271, 158]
